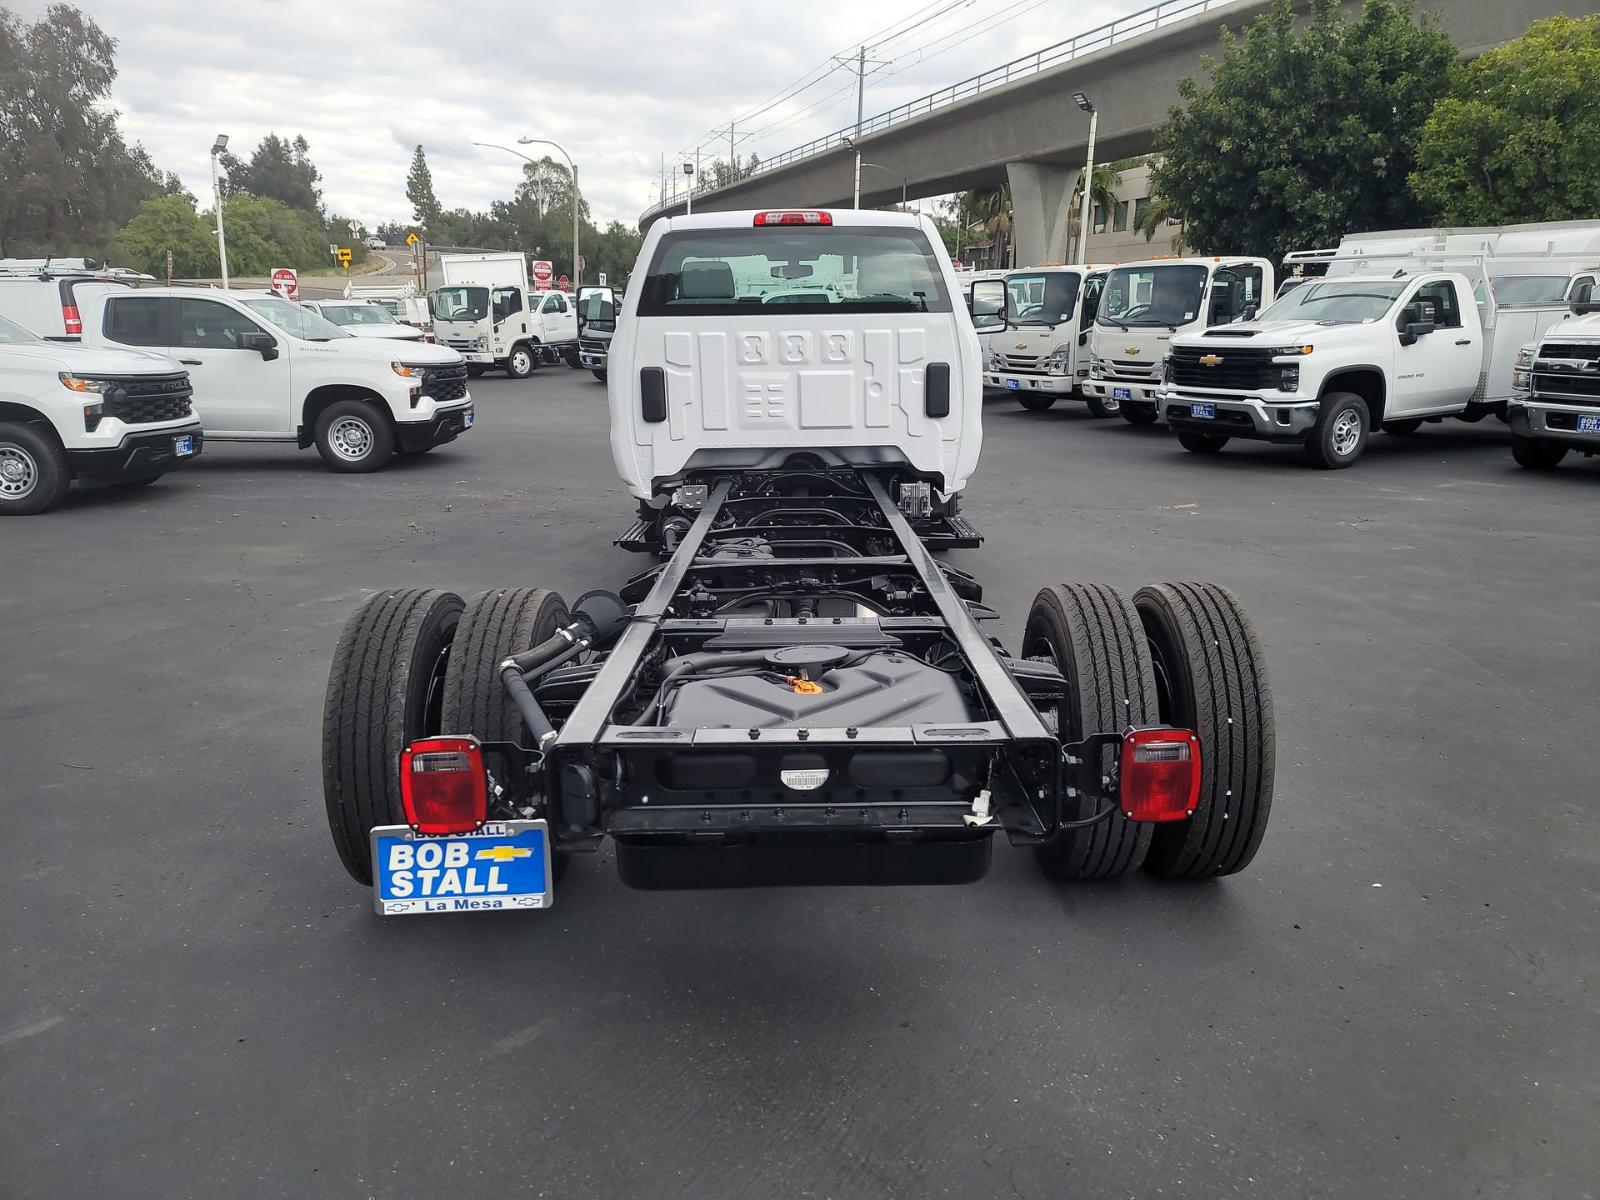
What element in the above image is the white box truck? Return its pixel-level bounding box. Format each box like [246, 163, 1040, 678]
[978, 266, 1112, 414]
[431, 253, 577, 378]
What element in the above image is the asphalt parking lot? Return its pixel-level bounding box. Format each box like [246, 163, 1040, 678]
[3, 371, 1596, 1200]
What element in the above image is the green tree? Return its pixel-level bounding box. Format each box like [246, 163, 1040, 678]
[1409, 15, 1600, 225]
[220, 133, 324, 214]
[406, 145, 442, 230]
[1069, 163, 1123, 259]
[0, 3, 179, 257]
[109, 194, 216, 277]
[1148, 0, 1457, 262]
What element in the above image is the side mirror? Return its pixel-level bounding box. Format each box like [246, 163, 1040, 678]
[238, 330, 279, 360]
[1398, 320, 1436, 347]
[1240, 303, 1259, 322]
[1571, 282, 1598, 315]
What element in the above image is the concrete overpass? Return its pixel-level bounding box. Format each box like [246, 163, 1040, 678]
[640, 0, 1596, 265]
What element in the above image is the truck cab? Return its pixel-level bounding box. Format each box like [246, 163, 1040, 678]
[576, 285, 617, 382]
[1160, 271, 1490, 467]
[979, 266, 1109, 414]
[431, 252, 577, 378]
[1083, 256, 1274, 425]
[606, 207, 980, 535]
[1506, 283, 1600, 469]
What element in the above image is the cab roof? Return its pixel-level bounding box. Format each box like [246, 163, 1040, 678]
[654, 208, 931, 233]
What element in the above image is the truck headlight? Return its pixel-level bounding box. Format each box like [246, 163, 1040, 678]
[1511, 343, 1535, 393]
[59, 373, 114, 393]
[391, 362, 417, 378]
[1161, 358, 1173, 385]
[986, 348, 1003, 371]
[1279, 364, 1299, 391]
[1047, 345, 1072, 375]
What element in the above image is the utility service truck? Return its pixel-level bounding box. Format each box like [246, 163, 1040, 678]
[318, 208, 1276, 917]
[1082, 256, 1275, 425]
[1507, 280, 1600, 470]
[979, 265, 1110, 414]
[1160, 222, 1600, 467]
[431, 252, 577, 378]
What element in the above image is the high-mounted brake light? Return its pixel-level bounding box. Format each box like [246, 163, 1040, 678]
[62, 303, 82, 336]
[1119, 728, 1201, 823]
[753, 211, 832, 226]
[400, 736, 488, 834]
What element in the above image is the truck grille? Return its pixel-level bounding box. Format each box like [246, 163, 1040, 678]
[580, 337, 609, 354]
[1100, 361, 1160, 383]
[442, 338, 478, 352]
[421, 363, 469, 403]
[106, 373, 194, 424]
[1531, 342, 1600, 405]
[999, 353, 1045, 374]
[1169, 346, 1277, 391]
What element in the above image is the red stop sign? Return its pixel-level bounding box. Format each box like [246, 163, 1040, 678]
[558, 275, 570, 292]
[270, 267, 298, 300]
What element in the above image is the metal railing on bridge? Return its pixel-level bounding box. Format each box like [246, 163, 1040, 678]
[646, 0, 1241, 218]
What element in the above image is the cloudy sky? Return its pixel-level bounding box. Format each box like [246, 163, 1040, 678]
[13, 0, 1146, 227]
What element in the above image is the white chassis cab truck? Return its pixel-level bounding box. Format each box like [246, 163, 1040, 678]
[1083, 256, 1275, 425]
[317, 207, 1279, 912]
[979, 266, 1111, 414]
[70, 286, 473, 472]
[0, 310, 202, 514]
[431, 252, 577, 378]
[1506, 281, 1600, 469]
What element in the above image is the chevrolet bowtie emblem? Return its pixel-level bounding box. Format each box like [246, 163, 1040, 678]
[1199, 354, 1224, 366]
[1014, 342, 1028, 350]
[1124, 346, 1139, 355]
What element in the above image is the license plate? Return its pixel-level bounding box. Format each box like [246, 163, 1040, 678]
[1579, 415, 1600, 433]
[1113, 387, 1132, 401]
[174, 434, 194, 456]
[1004, 378, 1020, 391]
[1191, 402, 1216, 419]
[463, 409, 474, 428]
[371, 820, 551, 915]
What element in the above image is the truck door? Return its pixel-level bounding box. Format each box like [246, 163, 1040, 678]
[1209, 264, 1265, 325]
[1391, 278, 1480, 414]
[541, 291, 575, 343]
[168, 297, 290, 435]
[1078, 274, 1104, 352]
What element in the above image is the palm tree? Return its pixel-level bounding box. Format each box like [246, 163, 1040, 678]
[1136, 194, 1187, 254]
[1067, 163, 1122, 261]
[959, 183, 1013, 268]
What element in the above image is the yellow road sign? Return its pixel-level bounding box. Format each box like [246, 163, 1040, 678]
[336, 248, 352, 266]
[405, 231, 419, 247]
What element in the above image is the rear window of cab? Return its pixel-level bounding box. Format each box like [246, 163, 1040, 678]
[637, 225, 952, 317]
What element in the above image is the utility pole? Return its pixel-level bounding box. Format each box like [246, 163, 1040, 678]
[856, 44, 865, 134]
[729, 121, 736, 178]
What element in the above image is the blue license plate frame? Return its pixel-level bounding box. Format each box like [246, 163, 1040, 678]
[370, 820, 552, 915]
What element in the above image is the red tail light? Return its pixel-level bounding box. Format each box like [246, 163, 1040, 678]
[1119, 728, 1201, 822]
[62, 303, 82, 336]
[753, 210, 831, 226]
[400, 737, 488, 834]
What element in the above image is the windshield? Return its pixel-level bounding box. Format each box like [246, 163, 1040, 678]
[0, 313, 41, 344]
[317, 303, 398, 326]
[1490, 275, 1572, 306]
[432, 286, 490, 322]
[1098, 265, 1208, 328]
[1256, 279, 1407, 324]
[638, 225, 951, 316]
[1005, 271, 1080, 326]
[241, 297, 350, 341]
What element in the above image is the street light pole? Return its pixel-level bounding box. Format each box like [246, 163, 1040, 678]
[209, 134, 230, 288]
[516, 136, 581, 289]
[1072, 93, 1098, 266]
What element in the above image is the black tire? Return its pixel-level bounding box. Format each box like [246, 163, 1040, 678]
[314, 400, 395, 473]
[591, 369, 608, 383]
[1084, 393, 1121, 418]
[1178, 431, 1228, 455]
[1121, 402, 1160, 426]
[1306, 392, 1368, 469]
[563, 349, 581, 369]
[322, 589, 465, 884]
[505, 343, 535, 378]
[1025, 584, 1159, 880]
[1383, 419, 1424, 435]
[1134, 583, 1274, 879]
[1510, 433, 1568, 470]
[0, 421, 70, 515]
[1017, 392, 1057, 411]
[442, 588, 573, 880]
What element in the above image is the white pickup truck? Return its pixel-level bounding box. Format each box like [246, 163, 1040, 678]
[69, 286, 473, 472]
[0, 310, 202, 514]
[1507, 283, 1600, 469]
[1160, 271, 1499, 467]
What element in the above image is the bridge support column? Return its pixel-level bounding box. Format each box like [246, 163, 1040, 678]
[1007, 161, 1079, 269]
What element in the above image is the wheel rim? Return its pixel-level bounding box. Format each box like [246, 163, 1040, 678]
[1102, 396, 1121, 413]
[328, 416, 373, 461]
[1331, 409, 1362, 456]
[0, 444, 38, 500]
[512, 351, 530, 373]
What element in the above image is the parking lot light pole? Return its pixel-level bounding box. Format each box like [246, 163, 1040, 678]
[856, 161, 905, 210]
[209, 134, 230, 288]
[517, 137, 581, 289]
[843, 136, 862, 209]
[1072, 93, 1098, 266]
